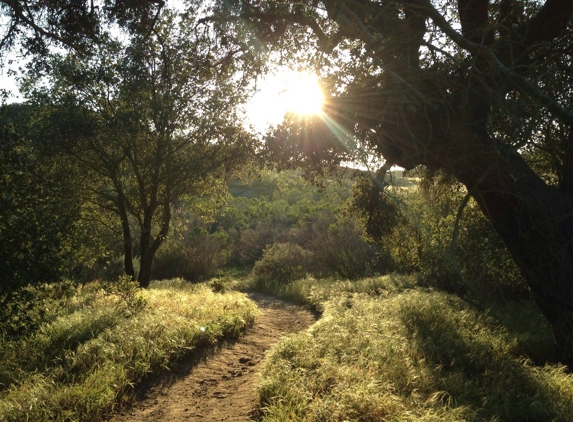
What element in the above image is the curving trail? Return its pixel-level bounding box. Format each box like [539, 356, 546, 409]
[110, 292, 316, 421]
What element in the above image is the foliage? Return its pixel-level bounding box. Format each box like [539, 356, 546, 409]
[152, 230, 228, 282]
[0, 280, 78, 338]
[226, 170, 391, 283]
[348, 173, 406, 242]
[0, 278, 259, 422]
[24, 8, 257, 287]
[219, 169, 356, 268]
[0, 0, 164, 57]
[252, 242, 313, 287]
[379, 185, 526, 301]
[233, 169, 523, 301]
[258, 290, 568, 422]
[307, 216, 383, 279]
[0, 103, 95, 291]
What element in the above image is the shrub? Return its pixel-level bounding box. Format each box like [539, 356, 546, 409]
[0, 280, 78, 338]
[152, 240, 189, 281]
[379, 187, 526, 300]
[153, 230, 228, 282]
[87, 254, 140, 282]
[308, 218, 384, 279]
[183, 230, 229, 281]
[229, 222, 290, 267]
[252, 242, 312, 287]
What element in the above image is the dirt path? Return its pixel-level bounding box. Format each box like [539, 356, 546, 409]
[110, 292, 316, 422]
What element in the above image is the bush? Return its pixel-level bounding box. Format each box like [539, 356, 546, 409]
[152, 230, 228, 282]
[252, 242, 312, 287]
[230, 222, 290, 267]
[152, 240, 189, 281]
[86, 254, 140, 282]
[378, 187, 526, 301]
[0, 280, 78, 338]
[308, 218, 384, 279]
[183, 230, 228, 281]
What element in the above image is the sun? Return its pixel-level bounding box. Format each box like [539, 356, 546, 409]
[281, 71, 324, 116]
[245, 69, 324, 131]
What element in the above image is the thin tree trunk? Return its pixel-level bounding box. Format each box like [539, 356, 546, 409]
[138, 229, 153, 289]
[118, 198, 135, 278]
[137, 200, 171, 288]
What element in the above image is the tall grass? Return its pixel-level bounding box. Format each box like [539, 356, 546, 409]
[257, 289, 571, 421]
[243, 273, 418, 312]
[0, 278, 259, 421]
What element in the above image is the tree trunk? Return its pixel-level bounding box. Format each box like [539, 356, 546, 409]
[137, 201, 170, 288]
[138, 251, 153, 288]
[381, 110, 573, 367]
[118, 201, 135, 278]
[469, 150, 573, 367]
[138, 229, 154, 289]
[123, 234, 135, 279]
[112, 180, 135, 279]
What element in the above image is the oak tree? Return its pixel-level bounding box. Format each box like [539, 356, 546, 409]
[0, 0, 164, 56]
[26, 7, 256, 287]
[211, 0, 573, 366]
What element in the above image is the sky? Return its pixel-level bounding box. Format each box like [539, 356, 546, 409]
[0, 0, 326, 131]
[243, 70, 324, 132]
[0, 51, 323, 132]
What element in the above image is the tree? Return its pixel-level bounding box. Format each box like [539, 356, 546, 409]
[0, 0, 164, 57]
[210, 1, 573, 366]
[0, 103, 87, 291]
[26, 8, 256, 288]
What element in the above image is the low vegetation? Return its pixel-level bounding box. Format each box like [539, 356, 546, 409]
[0, 278, 259, 422]
[255, 275, 572, 421]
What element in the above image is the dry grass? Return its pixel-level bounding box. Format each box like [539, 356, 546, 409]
[258, 288, 572, 421]
[0, 278, 259, 422]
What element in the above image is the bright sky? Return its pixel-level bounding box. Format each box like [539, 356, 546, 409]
[243, 69, 325, 132]
[1, 60, 325, 132]
[0, 56, 24, 102]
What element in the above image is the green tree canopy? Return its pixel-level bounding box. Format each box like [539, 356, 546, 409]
[24, 7, 257, 287]
[0, 103, 87, 291]
[0, 0, 164, 57]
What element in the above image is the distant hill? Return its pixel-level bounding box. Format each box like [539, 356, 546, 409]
[228, 168, 419, 199]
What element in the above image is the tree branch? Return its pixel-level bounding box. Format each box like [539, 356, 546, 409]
[421, 0, 573, 126]
[517, 0, 573, 48]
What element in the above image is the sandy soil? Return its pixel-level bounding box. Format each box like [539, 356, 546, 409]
[109, 292, 316, 421]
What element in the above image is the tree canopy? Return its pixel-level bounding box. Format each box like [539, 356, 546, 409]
[21, 7, 257, 287]
[0, 0, 164, 56]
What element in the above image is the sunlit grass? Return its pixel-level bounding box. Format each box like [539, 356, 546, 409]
[257, 287, 571, 421]
[0, 278, 259, 422]
[241, 273, 418, 312]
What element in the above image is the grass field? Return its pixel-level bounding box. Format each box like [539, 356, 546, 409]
[2, 273, 571, 422]
[251, 275, 573, 421]
[0, 278, 259, 422]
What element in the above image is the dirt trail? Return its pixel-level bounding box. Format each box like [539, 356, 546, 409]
[110, 292, 316, 422]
